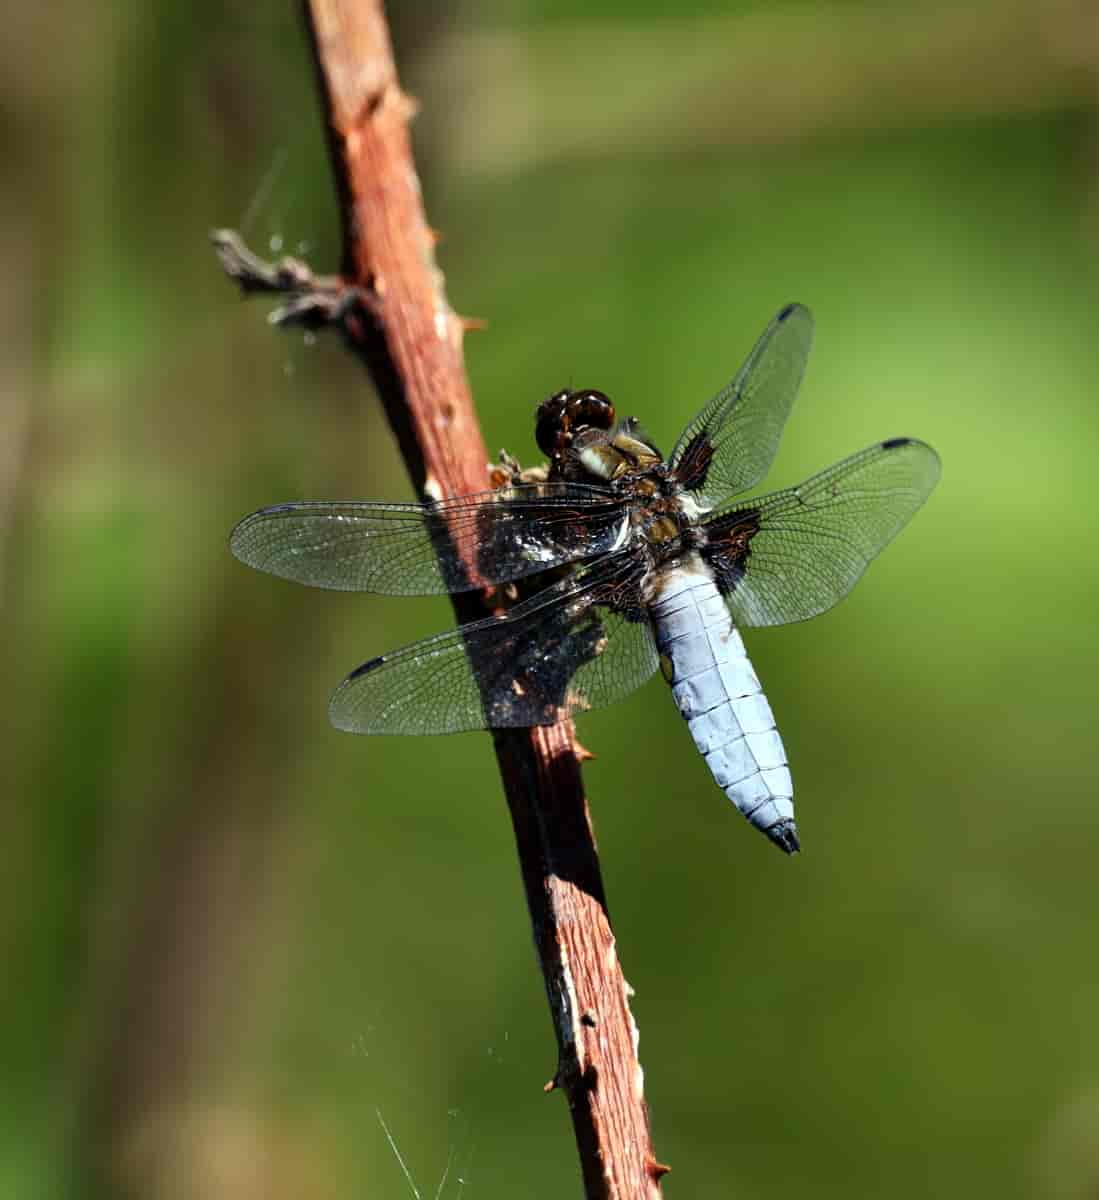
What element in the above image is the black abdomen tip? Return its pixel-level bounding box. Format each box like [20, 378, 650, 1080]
[881, 437, 911, 450]
[767, 820, 801, 855]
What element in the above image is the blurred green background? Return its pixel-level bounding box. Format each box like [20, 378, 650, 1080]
[5, 1, 1099, 1197]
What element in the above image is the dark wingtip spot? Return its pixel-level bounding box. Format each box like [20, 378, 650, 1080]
[777, 302, 799, 321]
[766, 820, 801, 855]
[882, 437, 911, 450]
[346, 656, 384, 681]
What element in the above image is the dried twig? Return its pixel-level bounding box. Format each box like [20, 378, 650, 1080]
[212, 229, 362, 327]
[214, 2, 664, 1196]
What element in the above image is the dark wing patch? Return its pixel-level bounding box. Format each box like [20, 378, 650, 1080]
[699, 506, 761, 593]
[671, 431, 715, 493]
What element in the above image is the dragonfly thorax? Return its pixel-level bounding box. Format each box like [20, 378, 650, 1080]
[561, 420, 662, 481]
[547, 418, 700, 557]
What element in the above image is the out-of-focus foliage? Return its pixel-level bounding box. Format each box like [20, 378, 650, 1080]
[3, 2, 1098, 1197]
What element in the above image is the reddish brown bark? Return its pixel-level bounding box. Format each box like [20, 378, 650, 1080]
[219, 2, 666, 1195]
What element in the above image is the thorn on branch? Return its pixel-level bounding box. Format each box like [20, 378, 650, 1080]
[352, 83, 418, 130]
[209, 228, 372, 331]
[647, 1157, 673, 1181]
[542, 1047, 587, 1095]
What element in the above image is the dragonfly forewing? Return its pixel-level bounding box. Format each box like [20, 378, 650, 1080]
[230, 482, 628, 596]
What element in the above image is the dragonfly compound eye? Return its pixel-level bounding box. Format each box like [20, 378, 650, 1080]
[567, 389, 615, 433]
[535, 390, 573, 457]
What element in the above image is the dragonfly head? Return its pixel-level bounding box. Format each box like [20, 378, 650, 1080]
[535, 388, 616, 458]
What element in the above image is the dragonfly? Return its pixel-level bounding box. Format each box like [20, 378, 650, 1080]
[231, 304, 940, 854]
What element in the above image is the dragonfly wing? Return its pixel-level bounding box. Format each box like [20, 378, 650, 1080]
[702, 437, 941, 627]
[669, 303, 814, 505]
[329, 553, 658, 734]
[230, 482, 628, 595]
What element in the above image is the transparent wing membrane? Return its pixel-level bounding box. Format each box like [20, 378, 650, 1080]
[669, 303, 814, 505]
[704, 438, 941, 627]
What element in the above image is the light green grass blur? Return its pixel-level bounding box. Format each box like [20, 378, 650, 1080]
[4, 3, 1099, 1198]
